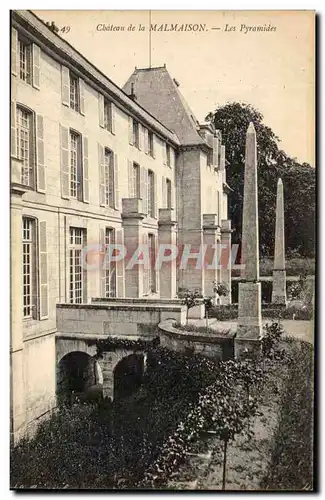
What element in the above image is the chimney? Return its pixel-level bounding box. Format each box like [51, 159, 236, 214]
[129, 82, 137, 101]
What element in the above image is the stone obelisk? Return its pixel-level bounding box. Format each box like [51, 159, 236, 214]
[272, 178, 287, 305]
[235, 122, 262, 357]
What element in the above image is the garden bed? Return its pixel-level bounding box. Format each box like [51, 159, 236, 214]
[166, 339, 314, 491]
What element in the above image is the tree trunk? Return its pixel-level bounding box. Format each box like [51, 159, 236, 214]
[206, 309, 209, 332]
[222, 439, 228, 490]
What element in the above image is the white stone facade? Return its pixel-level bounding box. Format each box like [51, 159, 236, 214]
[10, 10, 231, 440]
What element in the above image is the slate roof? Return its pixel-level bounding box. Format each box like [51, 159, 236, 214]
[13, 11, 179, 146]
[123, 66, 206, 146]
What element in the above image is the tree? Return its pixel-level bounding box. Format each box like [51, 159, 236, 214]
[205, 102, 315, 257]
[180, 289, 203, 324]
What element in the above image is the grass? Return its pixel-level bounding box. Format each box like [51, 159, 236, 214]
[261, 340, 314, 490]
[176, 323, 231, 337]
[260, 257, 315, 277]
[232, 257, 315, 277]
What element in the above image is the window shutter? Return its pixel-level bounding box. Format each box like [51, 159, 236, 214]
[79, 78, 85, 115]
[170, 148, 175, 169]
[213, 137, 219, 167]
[141, 167, 148, 214]
[99, 227, 106, 297]
[152, 134, 156, 158]
[144, 128, 149, 154]
[115, 228, 125, 298]
[154, 236, 159, 292]
[83, 136, 89, 203]
[11, 101, 17, 157]
[162, 176, 166, 208]
[138, 124, 143, 151]
[163, 143, 167, 165]
[98, 143, 105, 206]
[113, 153, 119, 210]
[61, 65, 70, 106]
[98, 93, 104, 128]
[217, 190, 220, 226]
[142, 231, 149, 295]
[36, 114, 46, 192]
[60, 124, 70, 199]
[128, 116, 133, 145]
[153, 172, 157, 218]
[128, 160, 134, 197]
[32, 44, 41, 89]
[11, 28, 18, 76]
[39, 220, 49, 320]
[171, 180, 176, 210]
[111, 103, 116, 134]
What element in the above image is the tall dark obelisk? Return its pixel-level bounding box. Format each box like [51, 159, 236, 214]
[235, 122, 262, 357]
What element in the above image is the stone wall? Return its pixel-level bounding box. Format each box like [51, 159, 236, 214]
[158, 320, 235, 361]
[57, 302, 187, 338]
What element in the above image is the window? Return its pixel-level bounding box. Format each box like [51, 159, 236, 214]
[16, 106, 34, 188]
[166, 144, 171, 167]
[148, 131, 154, 157]
[70, 73, 80, 112]
[70, 131, 83, 200]
[18, 37, 32, 84]
[148, 233, 156, 293]
[148, 170, 155, 217]
[132, 163, 140, 198]
[104, 228, 116, 297]
[133, 120, 139, 148]
[104, 100, 112, 132]
[166, 178, 172, 209]
[69, 227, 86, 304]
[22, 218, 36, 318]
[104, 148, 115, 208]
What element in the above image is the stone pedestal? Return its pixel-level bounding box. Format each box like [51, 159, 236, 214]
[178, 229, 204, 294]
[158, 209, 177, 299]
[188, 303, 205, 319]
[220, 219, 232, 304]
[237, 282, 262, 339]
[272, 269, 287, 305]
[203, 214, 220, 302]
[122, 198, 144, 298]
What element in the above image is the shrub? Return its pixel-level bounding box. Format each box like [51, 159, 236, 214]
[262, 340, 314, 490]
[261, 321, 284, 358]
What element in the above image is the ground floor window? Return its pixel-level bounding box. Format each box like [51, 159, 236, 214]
[69, 227, 86, 304]
[148, 233, 156, 293]
[104, 227, 116, 297]
[22, 217, 36, 318]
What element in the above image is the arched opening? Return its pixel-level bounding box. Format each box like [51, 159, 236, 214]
[56, 351, 103, 405]
[113, 353, 144, 400]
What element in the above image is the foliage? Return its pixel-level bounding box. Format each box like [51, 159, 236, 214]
[11, 345, 219, 489]
[213, 281, 229, 297]
[179, 289, 203, 323]
[206, 102, 315, 257]
[261, 321, 284, 358]
[262, 340, 314, 490]
[141, 358, 263, 489]
[96, 336, 158, 357]
[209, 304, 239, 320]
[259, 257, 315, 277]
[175, 323, 231, 338]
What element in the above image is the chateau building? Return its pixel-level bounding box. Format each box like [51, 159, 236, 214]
[10, 10, 232, 439]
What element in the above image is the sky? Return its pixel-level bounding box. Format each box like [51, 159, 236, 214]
[34, 10, 315, 166]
